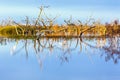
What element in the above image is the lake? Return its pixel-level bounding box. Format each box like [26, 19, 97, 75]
[0, 36, 120, 80]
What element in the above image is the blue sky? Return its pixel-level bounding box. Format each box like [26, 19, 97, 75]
[0, 0, 120, 22]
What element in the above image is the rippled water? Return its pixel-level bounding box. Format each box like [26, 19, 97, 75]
[0, 36, 120, 80]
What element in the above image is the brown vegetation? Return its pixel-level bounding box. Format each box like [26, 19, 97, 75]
[0, 6, 120, 38]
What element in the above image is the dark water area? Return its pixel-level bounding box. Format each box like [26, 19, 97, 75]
[0, 36, 120, 80]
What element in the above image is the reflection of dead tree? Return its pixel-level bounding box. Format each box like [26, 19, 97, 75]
[103, 47, 120, 64]
[35, 38, 80, 63]
[25, 39, 28, 59]
[32, 40, 43, 69]
[0, 37, 7, 45]
[58, 38, 79, 63]
[80, 37, 120, 63]
[36, 38, 54, 52]
[10, 39, 29, 60]
[10, 40, 27, 56]
[102, 36, 120, 64]
[80, 36, 120, 64]
[7, 36, 120, 66]
[79, 38, 99, 64]
[79, 38, 98, 49]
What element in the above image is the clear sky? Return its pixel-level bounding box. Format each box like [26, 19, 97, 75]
[0, 0, 120, 22]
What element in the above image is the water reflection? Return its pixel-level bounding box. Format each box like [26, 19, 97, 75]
[102, 36, 120, 63]
[0, 36, 120, 66]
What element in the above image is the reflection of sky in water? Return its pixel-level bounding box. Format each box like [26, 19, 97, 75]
[0, 37, 120, 80]
[0, 0, 120, 22]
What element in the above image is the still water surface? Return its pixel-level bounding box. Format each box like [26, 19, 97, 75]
[0, 36, 120, 80]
